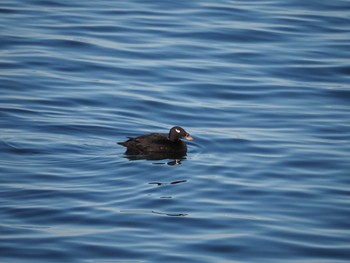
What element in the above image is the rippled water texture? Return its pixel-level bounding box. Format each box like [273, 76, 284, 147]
[1, 0, 350, 262]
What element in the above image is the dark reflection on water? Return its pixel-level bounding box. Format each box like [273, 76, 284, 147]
[1, 0, 350, 262]
[149, 180, 187, 186]
[122, 153, 187, 165]
[120, 210, 188, 217]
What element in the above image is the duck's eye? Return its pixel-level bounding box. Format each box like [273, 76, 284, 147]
[175, 128, 181, 133]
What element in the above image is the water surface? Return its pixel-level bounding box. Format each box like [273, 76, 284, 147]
[1, 0, 350, 262]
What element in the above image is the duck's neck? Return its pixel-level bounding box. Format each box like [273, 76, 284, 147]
[168, 132, 179, 142]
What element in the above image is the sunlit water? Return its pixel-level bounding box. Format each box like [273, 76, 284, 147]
[1, 0, 350, 262]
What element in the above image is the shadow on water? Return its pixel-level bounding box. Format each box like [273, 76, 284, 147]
[121, 153, 187, 166]
[119, 209, 188, 217]
[149, 180, 187, 186]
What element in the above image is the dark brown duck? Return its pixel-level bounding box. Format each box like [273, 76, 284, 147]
[118, 126, 193, 155]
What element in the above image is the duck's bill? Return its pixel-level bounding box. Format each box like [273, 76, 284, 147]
[185, 135, 193, 140]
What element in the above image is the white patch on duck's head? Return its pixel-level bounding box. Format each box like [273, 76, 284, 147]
[175, 128, 181, 133]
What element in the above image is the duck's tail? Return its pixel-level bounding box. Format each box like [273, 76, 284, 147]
[117, 137, 133, 147]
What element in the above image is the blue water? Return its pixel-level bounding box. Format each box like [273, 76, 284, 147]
[1, 0, 350, 262]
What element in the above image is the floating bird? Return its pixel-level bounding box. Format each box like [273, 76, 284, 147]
[118, 126, 193, 156]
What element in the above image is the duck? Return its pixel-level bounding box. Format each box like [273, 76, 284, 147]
[118, 126, 193, 156]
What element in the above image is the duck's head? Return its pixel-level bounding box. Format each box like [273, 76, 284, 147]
[168, 126, 193, 142]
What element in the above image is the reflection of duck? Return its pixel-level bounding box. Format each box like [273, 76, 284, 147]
[118, 126, 193, 157]
[122, 154, 184, 165]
